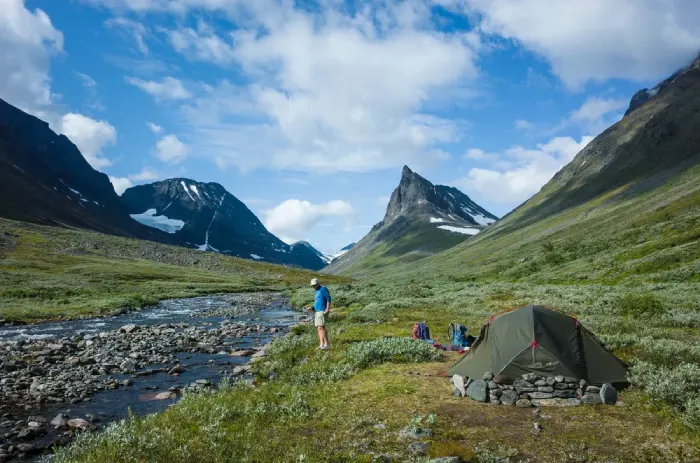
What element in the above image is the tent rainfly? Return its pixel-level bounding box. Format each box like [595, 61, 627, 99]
[447, 305, 628, 386]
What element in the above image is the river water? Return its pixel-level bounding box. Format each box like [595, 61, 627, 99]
[0, 294, 304, 461]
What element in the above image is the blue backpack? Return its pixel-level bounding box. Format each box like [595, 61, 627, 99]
[412, 322, 431, 341]
[449, 323, 469, 347]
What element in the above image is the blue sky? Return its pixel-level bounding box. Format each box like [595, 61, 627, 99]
[4, 1, 700, 253]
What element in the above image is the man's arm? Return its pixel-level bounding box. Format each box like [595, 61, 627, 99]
[324, 288, 331, 313]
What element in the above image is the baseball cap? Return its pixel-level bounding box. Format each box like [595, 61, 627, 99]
[310, 278, 319, 286]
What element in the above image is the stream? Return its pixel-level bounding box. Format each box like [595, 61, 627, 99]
[0, 293, 306, 461]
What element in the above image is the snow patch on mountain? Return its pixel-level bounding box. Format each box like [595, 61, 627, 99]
[130, 209, 185, 234]
[438, 225, 480, 235]
[181, 181, 195, 201]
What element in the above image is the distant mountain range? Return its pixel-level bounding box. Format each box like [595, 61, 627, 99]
[0, 98, 327, 271]
[325, 166, 498, 276]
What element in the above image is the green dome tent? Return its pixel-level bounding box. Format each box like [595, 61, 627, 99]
[448, 305, 628, 386]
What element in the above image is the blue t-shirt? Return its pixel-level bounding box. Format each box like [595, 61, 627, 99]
[314, 286, 331, 312]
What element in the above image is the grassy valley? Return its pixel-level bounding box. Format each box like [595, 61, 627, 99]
[0, 218, 342, 323]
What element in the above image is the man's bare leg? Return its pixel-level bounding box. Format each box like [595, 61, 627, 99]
[316, 326, 324, 348]
[320, 327, 328, 348]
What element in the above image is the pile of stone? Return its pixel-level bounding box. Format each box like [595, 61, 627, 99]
[451, 372, 617, 408]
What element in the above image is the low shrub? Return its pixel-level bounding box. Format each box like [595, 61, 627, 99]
[630, 361, 700, 410]
[267, 332, 315, 356]
[615, 292, 664, 317]
[346, 337, 440, 367]
[288, 362, 356, 386]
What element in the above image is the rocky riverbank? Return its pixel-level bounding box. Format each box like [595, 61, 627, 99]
[0, 293, 302, 461]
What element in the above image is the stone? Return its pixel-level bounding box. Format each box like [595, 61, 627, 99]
[429, 458, 463, 463]
[581, 393, 603, 405]
[168, 365, 185, 375]
[554, 383, 570, 390]
[489, 389, 502, 398]
[489, 398, 501, 405]
[451, 375, 466, 397]
[516, 399, 532, 408]
[407, 442, 428, 456]
[487, 380, 498, 390]
[154, 392, 175, 400]
[493, 374, 513, 385]
[586, 385, 601, 393]
[482, 372, 494, 381]
[537, 386, 554, 393]
[513, 379, 535, 389]
[579, 379, 588, 390]
[531, 398, 581, 407]
[534, 380, 547, 387]
[120, 360, 136, 371]
[67, 418, 90, 430]
[600, 383, 617, 405]
[519, 393, 531, 399]
[522, 373, 538, 382]
[564, 376, 579, 383]
[27, 416, 47, 424]
[553, 390, 577, 399]
[554, 375, 565, 383]
[232, 366, 246, 375]
[119, 324, 138, 334]
[529, 392, 555, 399]
[545, 377, 557, 386]
[230, 349, 256, 357]
[195, 379, 211, 386]
[465, 380, 488, 402]
[500, 390, 519, 405]
[451, 387, 462, 397]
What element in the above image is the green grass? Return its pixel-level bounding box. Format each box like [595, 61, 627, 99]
[0, 219, 344, 323]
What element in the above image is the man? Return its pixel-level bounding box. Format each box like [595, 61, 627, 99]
[305, 278, 331, 350]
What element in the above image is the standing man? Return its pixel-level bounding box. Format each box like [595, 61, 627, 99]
[305, 278, 331, 350]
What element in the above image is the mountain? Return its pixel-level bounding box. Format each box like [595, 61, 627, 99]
[121, 179, 327, 270]
[373, 52, 700, 285]
[0, 98, 170, 241]
[325, 166, 498, 276]
[330, 242, 356, 261]
[291, 241, 332, 264]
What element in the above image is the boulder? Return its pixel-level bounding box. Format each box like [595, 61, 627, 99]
[154, 392, 175, 400]
[516, 399, 532, 408]
[600, 383, 617, 405]
[119, 360, 136, 372]
[581, 393, 602, 405]
[230, 349, 256, 357]
[586, 385, 601, 393]
[465, 380, 488, 402]
[500, 390, 519, 405]
[451, 375, 466, 397]
[168, 365, 185, 375]
[67, 418, 90, 430]
[119, 324, 138, 334]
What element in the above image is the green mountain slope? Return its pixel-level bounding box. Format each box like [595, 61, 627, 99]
[377, 55, 700, 285]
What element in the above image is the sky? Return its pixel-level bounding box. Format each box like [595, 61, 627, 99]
[3, 0, 700, 254]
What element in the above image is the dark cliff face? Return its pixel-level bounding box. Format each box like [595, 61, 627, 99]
[325, 165, 498, 275]
[122, 179, 327, 270]
[0, 98, 170, 241]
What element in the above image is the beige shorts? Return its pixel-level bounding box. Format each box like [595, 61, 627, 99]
[314, 311, 326, 327]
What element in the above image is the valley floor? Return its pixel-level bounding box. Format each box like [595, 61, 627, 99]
[54, 281, 700, 463]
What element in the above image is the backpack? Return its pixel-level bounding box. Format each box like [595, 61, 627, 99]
[448, 323, 469, 347]
[412, 322, 431, 341]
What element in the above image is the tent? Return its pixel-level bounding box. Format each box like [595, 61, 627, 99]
[448, 305, 628, 386]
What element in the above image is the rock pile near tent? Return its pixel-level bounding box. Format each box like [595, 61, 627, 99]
[451, 372, 617, 408]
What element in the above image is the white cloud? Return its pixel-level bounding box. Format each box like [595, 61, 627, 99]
[465, 148, 490, 160]
[0, 0, 63, 118]
[374, 195, 391, 207]
[166, 24, 236, 66]
[465, 0, 700, 88]
[125, 76, 192, 100]
[109, 176, 133, 195]
[147, 122, 163, 133]
[455, 135, 594, 206]
[168, 2, 480, 173]
[109, 167, 159, 195]
[569, 97, 627, 124]
[58, 113, 117, 169]
[514, 119, 533, 130]
[154, 134, 189, 163]
[263, 199, 355, 243]
[105, 17, 149, 54]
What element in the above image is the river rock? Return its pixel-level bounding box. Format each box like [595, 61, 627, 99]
[120, 359, 136, 371]
[51, 414, 69, 429]
[466, 380, 488, 402]
[230, 349, 255, 357]
[168, 365, 185, 375]
[154, 392, 175, 400]
[119, 324, 138, 334]
[500, 390, 519, 405]
[600, 383, 617, 405]
[67, 418, 90, 430]
[232, 366, 246, 375]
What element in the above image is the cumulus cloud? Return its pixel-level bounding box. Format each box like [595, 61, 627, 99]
[263, 199, 355, 243]
[109, 166, 159, 195]
[455, 135, 594, 206]
[464, 0, 700, 88]
[125, 76, 192, 100]
[0, 0, 63, 119]
[147, 122, 163, 133]
[154, 134, 189, 163]
[514, 119, 533, 130]
[58, 113, 117, 169]
[167, 2, 480, 173]
[166, 23, 236, 66]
